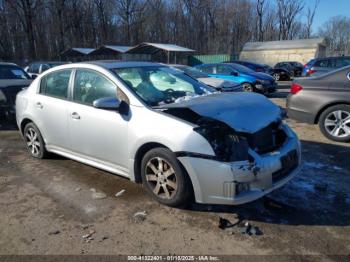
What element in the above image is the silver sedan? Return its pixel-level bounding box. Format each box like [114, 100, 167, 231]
[16, 61, 301, 207]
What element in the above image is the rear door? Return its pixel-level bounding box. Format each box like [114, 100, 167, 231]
[34, 69, 72, 149]
[68, 69, 129, 172]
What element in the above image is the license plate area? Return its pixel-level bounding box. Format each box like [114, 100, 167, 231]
[272, 150, 298, 183]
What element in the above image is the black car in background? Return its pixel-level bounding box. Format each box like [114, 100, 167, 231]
[0, 62, 32, 123]
[24, 61, 66, 78]
[230, 60, 292, 81]
[275, 61, 303, 77]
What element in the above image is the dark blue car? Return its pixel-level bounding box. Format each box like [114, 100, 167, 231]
[195, 63, 276, 93]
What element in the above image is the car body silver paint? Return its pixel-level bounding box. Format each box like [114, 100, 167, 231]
[16, 62, 301, 205]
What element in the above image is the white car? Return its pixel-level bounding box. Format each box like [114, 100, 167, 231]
[16, 61, 301, 207]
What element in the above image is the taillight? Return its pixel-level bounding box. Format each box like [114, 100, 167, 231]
[290, 83, 303, 94]
[308, 69, 316, 76]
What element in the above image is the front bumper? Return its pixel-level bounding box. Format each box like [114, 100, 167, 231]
[255, 82, 277, 93]
[178, 124, 301, 205]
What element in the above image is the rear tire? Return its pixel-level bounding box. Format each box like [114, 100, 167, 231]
[23, 122, 49, 159]
[141, 148, 192, 207]
[318, 105, 350, 142]
[273, 73, 280, 81]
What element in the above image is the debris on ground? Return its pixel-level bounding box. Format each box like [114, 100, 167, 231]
[80, 224, 92, 230]
[82, 229, 96, 242]
[48, 230, 61, 235]
[99, 236, 109, 242]
[90, 188, 96, 193]
[219, 217, 263, 236]
[115, 189, 126, 197]
[92, 192, 107, 200]
[75, 187, 81, 192]
[133, 211, 147, 223]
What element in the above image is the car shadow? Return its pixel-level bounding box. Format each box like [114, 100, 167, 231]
[186, 139, 350, 227]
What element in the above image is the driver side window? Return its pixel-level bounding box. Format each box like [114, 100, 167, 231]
[216, 65, 233, 75]
[73, 69, 117, 106]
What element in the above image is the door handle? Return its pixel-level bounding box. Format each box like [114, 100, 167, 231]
[71, 112, 81, 120]
[36, 102, 43, 109]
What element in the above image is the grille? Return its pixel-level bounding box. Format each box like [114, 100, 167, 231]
[247, 121, 287, 154]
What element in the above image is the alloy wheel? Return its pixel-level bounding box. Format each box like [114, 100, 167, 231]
[242, 83, 253, 92]
[324, 110, 350, 138]
[145, 157, 178, 199]
[273, 73, 280, 81]
[25, 127, 41, 157]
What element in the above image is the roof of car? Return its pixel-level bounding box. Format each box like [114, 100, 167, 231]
[0, 62, 18, 66]
[84, 60, 164, 69]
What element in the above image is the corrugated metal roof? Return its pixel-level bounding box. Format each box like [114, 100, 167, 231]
[89, 45, 131, 55]
[127, 42, 195, 54]
[242, 38, 326, 51]
[105, 45, 131, 53]
[71, 48, 95, 54]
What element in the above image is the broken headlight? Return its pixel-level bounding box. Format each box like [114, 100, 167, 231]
[194, 119, 250, 162]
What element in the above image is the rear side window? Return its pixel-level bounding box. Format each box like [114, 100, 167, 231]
[73, 69, 117, 105]
[216, 65, 233, 75]
[198, 65, 215, 74]
[29, 63, 40, 74]
[40, 69, 72, 99]
[314, 59, 329, 67]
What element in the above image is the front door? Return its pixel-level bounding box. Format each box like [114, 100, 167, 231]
[68, 69, 129, 173]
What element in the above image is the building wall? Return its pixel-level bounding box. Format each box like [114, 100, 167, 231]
[239, 47, 322, 66]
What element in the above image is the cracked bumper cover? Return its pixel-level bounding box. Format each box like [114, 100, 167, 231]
[177, 125, 301, 205]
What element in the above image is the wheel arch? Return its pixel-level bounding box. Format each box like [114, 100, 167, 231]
[20, 118, 34, 135]
[314, 102, 350, 124]
[133, 142, 169, 183]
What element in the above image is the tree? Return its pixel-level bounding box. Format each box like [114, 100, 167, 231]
[319, 16, 350, 56]
[276, 0, 304, 40]
[305, 0, 319, 38]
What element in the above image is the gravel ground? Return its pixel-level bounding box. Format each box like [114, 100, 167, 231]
[0, 86, 349, 257]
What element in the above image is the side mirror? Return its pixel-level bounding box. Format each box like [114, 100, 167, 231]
[231, 71, 239, 76]
[31, 74, 37, 80]
[93, 97, 121, 110]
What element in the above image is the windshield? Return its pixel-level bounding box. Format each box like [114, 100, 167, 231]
[229, 63, 255, 74]
[113, 66, 214, 106]
[0, 65, 30, 80]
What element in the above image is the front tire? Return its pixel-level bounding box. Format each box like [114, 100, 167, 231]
[23, 122, 49, 159]
[141, 148, 192, 207]
[319, 105, 350, 142]
[242, 83, 254, 92]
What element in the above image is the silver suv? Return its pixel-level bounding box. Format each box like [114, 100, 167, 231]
[16, 61, 301, 207]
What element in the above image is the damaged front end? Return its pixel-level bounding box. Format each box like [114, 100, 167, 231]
[158, 93, 301, 205]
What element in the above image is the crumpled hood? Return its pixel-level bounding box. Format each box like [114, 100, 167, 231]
[159, 92, 282, 133]
[197, 77, 241, 88]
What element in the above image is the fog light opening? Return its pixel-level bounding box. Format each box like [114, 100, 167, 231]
[235, 182, 250, 195]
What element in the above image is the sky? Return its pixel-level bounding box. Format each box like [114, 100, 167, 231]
[304, 0, 350, 31]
